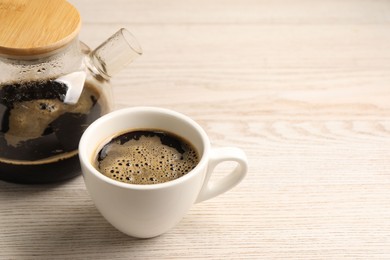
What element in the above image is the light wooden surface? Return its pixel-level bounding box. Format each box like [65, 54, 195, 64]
[2, 0, 390, 258]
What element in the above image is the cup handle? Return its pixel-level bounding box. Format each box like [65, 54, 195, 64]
[195, 147, 248, 203]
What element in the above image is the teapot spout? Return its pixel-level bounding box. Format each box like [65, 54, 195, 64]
[87, 28, 142, 80]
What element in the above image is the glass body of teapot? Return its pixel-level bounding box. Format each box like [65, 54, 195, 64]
[0, 29, 141, 184]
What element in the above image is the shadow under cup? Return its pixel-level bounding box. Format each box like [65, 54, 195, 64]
[79, 107, 211, 238]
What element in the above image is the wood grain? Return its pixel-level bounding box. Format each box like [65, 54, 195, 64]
[1, 0, 390, 259]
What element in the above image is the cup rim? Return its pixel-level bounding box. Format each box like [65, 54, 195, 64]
[79, 106, 210, 190]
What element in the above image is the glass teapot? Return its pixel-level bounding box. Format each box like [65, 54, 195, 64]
[0, 0, 142, 183]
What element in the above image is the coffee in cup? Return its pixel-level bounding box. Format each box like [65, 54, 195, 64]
[94, 129, 200, 185]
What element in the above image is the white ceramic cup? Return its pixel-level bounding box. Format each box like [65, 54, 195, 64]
[79, 107, 248, 238]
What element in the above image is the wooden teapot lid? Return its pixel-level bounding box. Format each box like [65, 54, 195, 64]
[0, 0, 81, 56]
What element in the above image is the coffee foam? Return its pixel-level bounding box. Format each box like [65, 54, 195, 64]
[0, 81, 108, 164]
[4, 83, 96, 147]
[96, 134, 199, 185]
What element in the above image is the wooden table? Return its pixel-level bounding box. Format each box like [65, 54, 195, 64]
[2, 0, 390, 258]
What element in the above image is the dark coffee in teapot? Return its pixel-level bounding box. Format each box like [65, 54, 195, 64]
[0, 80, 107, 183]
